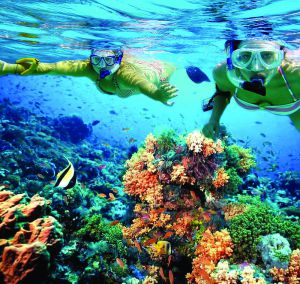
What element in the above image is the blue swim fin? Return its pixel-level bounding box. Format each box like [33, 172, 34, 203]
[186, 66, 210, 83]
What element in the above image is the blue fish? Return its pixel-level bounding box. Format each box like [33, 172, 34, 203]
[186, 66, 210, 83]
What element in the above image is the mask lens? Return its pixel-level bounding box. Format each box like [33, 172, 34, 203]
[90, 55, 100, 66]
[104, 56, 116, 66]
[259, 50, 282, 69]
[237, 51, 252, 64]
[232, 49, 253, 69]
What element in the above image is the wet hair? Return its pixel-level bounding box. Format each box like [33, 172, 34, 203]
[225, 39, 286, 51]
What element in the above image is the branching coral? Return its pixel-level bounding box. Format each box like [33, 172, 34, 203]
[270, 249, 300, 284]
[212, 168, 230, 189]
[186, 229, 234, 284]
[224, 145, 256, 174]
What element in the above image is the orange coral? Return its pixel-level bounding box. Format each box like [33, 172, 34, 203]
[187, 229, 234, 284]
[170, 164, 196, 185]
[123, 169, 163, 205]
[202, 138, 224, 157]
[270, 249, 300, 284]
[171, 212, 194, 238]
[212, 168, 230, 189]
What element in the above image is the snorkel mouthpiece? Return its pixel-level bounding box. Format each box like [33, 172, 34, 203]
[241, 76, 266, 96]
[99, 69, 111, 79]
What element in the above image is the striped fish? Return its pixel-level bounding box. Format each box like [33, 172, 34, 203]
[54, 158, 76, 189]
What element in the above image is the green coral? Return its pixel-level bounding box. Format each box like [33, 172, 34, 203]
[77, 214, 127, 256]
[191, 219, 206, 243]
[228, 200, 300, 261]
[224, 144, 256, 174]
[156, 129, 178, 153]
[223, 168, 243, 194]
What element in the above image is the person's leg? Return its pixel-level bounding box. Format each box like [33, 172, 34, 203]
[289, 109, 300, 131]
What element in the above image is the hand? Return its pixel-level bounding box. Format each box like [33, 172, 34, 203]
[0, 60, 5, 70]
[154, 82, 178, 106]
[202, 121, 220, 139]
[15, 58, 40, 75]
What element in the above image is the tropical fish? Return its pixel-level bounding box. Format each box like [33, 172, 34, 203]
[255, 121, 262, 124]
[98, 193, 107, 198]
[98, 164, 106, 170]
[163, 231, 174, 239]
[143, 238, 157, 246]
[122, 127, 131, 132]
[260, 133, 266, 137]
[155, 241, 172, 255]
[186, 66, 210, 83]
[201, 212, 211, 222]
[108, 193, 115, 201]
[262, 141, 272, 147]
[37, 173, 45, 179]
[154, 208, 166, 214]
[91, 120, 100, 126]
[54, 158, 76, 189]
[109, 110, 118, 115]
[134, 240, 142, 253]
[110, 220, 120, 226]
[116, 258, 125, 268]
[190, 190, 199, 201]
[129, 138, 137, 144]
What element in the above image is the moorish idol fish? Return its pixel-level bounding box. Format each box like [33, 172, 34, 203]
[54, 158, 76, 189]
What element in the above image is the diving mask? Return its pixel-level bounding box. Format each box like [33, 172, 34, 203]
[90, 49, 123, 79]
[225, 40, 284, 96]
[231, 47, 284, 71]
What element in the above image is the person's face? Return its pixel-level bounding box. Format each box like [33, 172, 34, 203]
[235, 41, 283, 83]
[90, 50, 117, 74]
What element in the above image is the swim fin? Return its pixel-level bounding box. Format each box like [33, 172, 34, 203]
[186, 66, 210, 83]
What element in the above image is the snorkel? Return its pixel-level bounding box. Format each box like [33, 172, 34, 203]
[225, 40, 284, 96]
[90, 49, 123, 79]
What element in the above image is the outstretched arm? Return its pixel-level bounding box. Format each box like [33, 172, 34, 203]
[1, 58, 95, 79]
[117, 63, 177, 105]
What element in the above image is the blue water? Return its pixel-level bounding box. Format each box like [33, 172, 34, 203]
[0, 0, 299, 173]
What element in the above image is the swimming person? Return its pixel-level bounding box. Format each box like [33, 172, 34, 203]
[202, 39, 300, 138]
[0, 49, 180, 106]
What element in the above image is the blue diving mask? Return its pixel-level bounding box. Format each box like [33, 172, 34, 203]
[90, 49, 123, 79]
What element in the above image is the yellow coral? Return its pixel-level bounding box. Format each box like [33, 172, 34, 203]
[145, 133, 158, 153]
[223, 203, 249, 221]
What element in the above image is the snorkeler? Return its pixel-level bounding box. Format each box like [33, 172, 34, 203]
[202, 39, 300, 138]
[0, 49, 181, 106]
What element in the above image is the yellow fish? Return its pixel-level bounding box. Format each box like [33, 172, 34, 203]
[155, 241, 171, 255]
[54, 158, 76, 189]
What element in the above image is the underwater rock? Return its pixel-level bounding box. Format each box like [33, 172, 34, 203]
[0, 190, 63, 283]
[52, 115, 92, 144]
[257, 233, 292, 270]
[0, 242, 50, 284]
